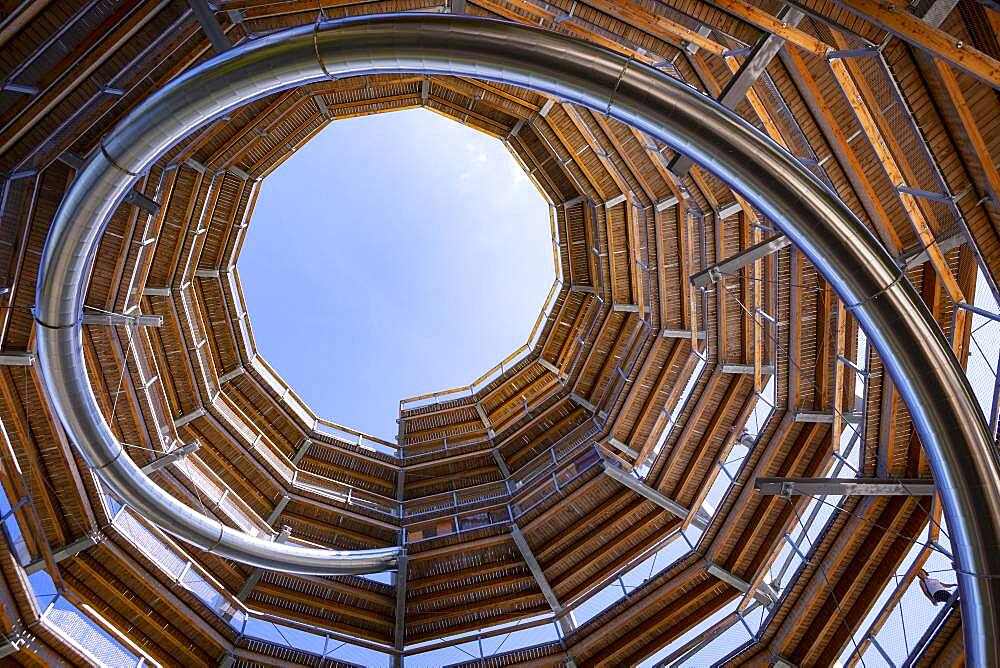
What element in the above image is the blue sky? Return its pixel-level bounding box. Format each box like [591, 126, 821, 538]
[239, 108, 553, 440]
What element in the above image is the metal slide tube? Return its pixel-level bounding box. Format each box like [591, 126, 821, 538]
[34, 15, 999, 659]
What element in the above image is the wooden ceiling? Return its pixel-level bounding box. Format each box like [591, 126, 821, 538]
[0, 0, 997, 666]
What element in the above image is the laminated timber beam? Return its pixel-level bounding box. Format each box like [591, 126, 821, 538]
[0, 0, 174, 159]
[933, 60, 1000, 210]
[827, 49, 969, 320]
[829, 0, 1000, 89]
[755, 477, 935, 496]
[0, 1, 53, 51]
[710, 0, 831, 54]
[580, 0, 726, 57]
[778, 48, 903, 253]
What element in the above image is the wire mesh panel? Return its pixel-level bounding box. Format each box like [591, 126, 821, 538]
[45, 600, 141, 668]
[112, 507, 187, 578]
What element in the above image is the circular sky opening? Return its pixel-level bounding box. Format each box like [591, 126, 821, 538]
[239, 108, 554, 441]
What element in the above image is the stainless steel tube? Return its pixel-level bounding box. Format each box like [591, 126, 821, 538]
[35, 14, 1000, 659]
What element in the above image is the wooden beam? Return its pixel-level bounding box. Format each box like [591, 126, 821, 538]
[831, 0, 1000, 88]
[582, 0, 726, 56]
[780, 47, 903, 252]
[934, 60, 1000, 206]
[710, 0, 831, 55]
[829, 56, 967, 335]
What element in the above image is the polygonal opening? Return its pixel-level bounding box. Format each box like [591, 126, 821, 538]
[238, 108, 554, 439]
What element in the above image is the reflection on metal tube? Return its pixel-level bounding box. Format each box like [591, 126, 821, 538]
[35, 15, 999, 661]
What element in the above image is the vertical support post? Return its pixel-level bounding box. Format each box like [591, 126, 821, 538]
[393, 462, 407, 667]
[392, 553, 407, 668]
[831, 300, 847, 450]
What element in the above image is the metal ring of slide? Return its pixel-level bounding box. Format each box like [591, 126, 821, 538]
[33, 14, 1000, 662]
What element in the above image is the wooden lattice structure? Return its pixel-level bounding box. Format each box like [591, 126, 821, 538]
[1, 0, 998, 666]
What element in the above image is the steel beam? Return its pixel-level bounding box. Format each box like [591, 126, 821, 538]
[313, 94, 332, 119]
[57, 152, 84, 170]
[706, 561, 778, 607]
[755, 477, 935, 496]
[537, 357, 561, 375]
[957, 301, 1000, 323]
[511, 525, 573, 634]
[690, 235, 792, 289]
[393, 553, 408, 661]
[141, 441, 200, 474]
[186, 0, 231, 54]
[661, 329, 706, 339]
[24, 534, 100, 575]
[607, 437, 639, 459]
[82, 312, 162, 327]
[492, 449, 512, 478]
[237, 527, 290, 601]
[716, 201, 742, 219]
[265, 494, 290, 526]
[603, 460, 709, 529]
[217, 366, 244, 384]
[0, 352, 34, 366]
[721, 363, 775, 375]
[228, 165, 250, 180]
[173, 407, 206, 429]
[2, 82, 37, 95]
[291, 439, 311, 466]
[475, 401, 494, 438]
[569, 392, 596, 413]
[669, 6, 804, 175]
[793, 411, 861, 424]
[122, 189, 160, 216]
[0, 634, 22, 658]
